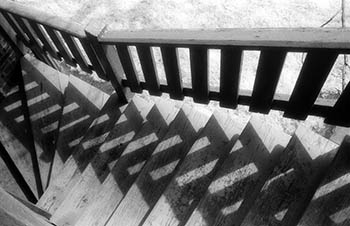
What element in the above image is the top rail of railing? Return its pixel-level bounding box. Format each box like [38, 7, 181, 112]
[0, 1, 85, 38]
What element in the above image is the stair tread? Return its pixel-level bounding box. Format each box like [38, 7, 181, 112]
[0, 186, 52, 226]
[184, 114, 291, 226]
[241, 124, 338, 226]
[49, 73, 111, 186]
[0, 77, 38, 199]
[50, 95, 155, 226]
[73, 97, 180, 226]
[37, 92, 125, 213]
[142, 109, 246, 226]
[298, 136, 350, 226]
[21, 55, 69, 190]
[105, 103, 212, 226]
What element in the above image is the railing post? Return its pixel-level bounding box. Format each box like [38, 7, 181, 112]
[84, 22, 129, 104]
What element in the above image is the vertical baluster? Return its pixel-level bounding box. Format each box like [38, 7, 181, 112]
[284, 50, 338, 120]
[250, 49, 287, 113]
[136, 45, 161, 95]
[1, 12, 29, 45]
[161, 46, 184, 100]
[190, 46, 209, 103]
[220, 47, 242, 108]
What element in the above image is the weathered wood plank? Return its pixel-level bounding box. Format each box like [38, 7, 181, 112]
[250, 49, 287, 113]
[190, 46, 209, 103]
[0, 186, 52, 226]
[36, 93, 124, 214]
[43, 26, 76, 67]
[284, 50, 338, 120]
[296, 136, 350, 226]
[219, 47, 242, 108]
[241, 125, 338, 226]
[21, 55, 69, 190]
[105, 104, 211, 226]
[116, 44, 142, 93]
[99, 28, 350, 51]
[37, 76, 111, 213]
[50, 95, 154, 226]
[161, 46, 183, 99]
[142, 109, 246, 226]
[184, 114, 290, 226]
[80, 39, 106, 79]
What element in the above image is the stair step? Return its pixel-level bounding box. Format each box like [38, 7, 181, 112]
[0, 76, 39, 199]
[21, 55, 69, 190]
[50, 95, 155, 226]
[36, 93, 125, 213]
[74, 97, 181, 226]
[105, 103, 212, 226]
[0, 186, 52, 226]
[241, 124, 338, 226]
[49, 74, 110, 185]
[184, 114, 291, 226]
[297, 136, 350, 226]
[142, 109, 246, 226]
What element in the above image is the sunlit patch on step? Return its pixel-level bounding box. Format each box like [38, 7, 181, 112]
[90, 114, 110, 127]
[62, 102, 79, 115]
[4, 100, 22, 112]
[149, 160, 180, 181]
[121, 133, 159, 156]
[82, 132, 110, 150]
[175, 159, 218, 187]
[14, 104, 61, 123]
[313, 173, 350, 200]
[68, 136, 84, 148]
[24, 81, 39, 91]
[99, 131, 136, 153]
[274, 208, 288, 221]
[27, 93, 50, 106]
[5, 85, 19, 96]
[127, 161, 147, 176]
[41, 121, 59, 134]
[208, 163, 258, 194]
[59, 115, 90, 132]
[264, 168, 295, 190]
[330, 205, 350, 224]
[189, 136, 211, 154]
[114, 114, 128, 126]
[152, 135, 183, 155]
[221, 200, 243, 216]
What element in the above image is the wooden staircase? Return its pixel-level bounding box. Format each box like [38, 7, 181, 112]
[1, 55, 350, 226]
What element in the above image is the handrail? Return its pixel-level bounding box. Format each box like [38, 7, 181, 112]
[0, 1, 85, 38]
[0, 1, 350, 127]
[99, 28, 350, 52]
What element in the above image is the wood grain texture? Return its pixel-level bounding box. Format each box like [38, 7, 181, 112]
[105, 104, 211, 226]
[142, 110, 246, 226]
[50, 95, 154, 226]
[0, 186, 52, 226]
[99, 28, 350, 51]
[241, 124, 338, 226]
[184, 114, 290, 226]
[297, 136, 350, 226]
[37, 75, 110, 213]
[71, 97, 179, 226]
[21, 55, 69, 190]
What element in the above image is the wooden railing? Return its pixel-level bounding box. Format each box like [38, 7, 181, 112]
[1, 1, 350, 127]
